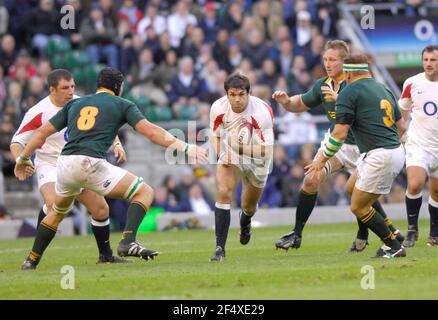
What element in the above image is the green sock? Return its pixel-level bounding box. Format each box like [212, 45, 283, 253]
[372, 201, 397, 233]
[29, 222, 57, 262]
[361, 208, 400, 249]
[294, 189, 318, 236]
[120, 202, 146, 245]
[356, 218, 369, 240]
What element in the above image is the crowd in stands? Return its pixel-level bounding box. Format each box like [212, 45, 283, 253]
[0, 0, 419, 221]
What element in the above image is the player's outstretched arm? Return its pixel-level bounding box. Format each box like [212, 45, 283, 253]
[271, 91, 309, 113]
[14, 122, 58, 181]
[134, 119, 208, 162]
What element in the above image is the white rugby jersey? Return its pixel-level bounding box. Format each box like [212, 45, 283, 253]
[210, 95, 274, 161]
[399, 72, 438, 151]
[11, 95, 79, 165]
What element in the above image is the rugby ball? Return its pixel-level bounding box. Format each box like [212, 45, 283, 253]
[238, 121, 254, 144]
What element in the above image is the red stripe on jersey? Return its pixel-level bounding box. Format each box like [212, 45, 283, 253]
[16, 112, 43, 135]
[262, 102, 274, 123]
[251, 116, 265, 142]
[213, 113, 225, 132]
[401, 83, 412, 99]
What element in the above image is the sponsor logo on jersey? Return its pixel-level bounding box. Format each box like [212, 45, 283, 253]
[103, 180, 111, 188]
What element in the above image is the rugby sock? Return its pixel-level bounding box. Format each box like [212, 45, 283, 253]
[120, 202, 147, 245]
[372, 201, 397, 233]
[37, 206, 47, 226]
[215, 203, 231, 250]
[29, 222, 57, 262]
[91, 218, 112, 257]
[240, 210, 252, 227]
[294, 190, 318, 237]
[360, 207, 400, 249]
[406, 192, 423, 230]
[356, 218, 369, 240]
[429, 198, 438, 237]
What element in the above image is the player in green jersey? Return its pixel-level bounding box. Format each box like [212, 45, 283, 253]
[15, 67, 209, 269]
[272, 40, 403, 252]
[306, 54, 407, 258]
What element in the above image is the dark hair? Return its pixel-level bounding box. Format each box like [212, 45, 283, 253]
[422, 45, 438, 58]
[224, 72, 250, 93]
[344, 53, 369, 65]
[97, 67, 124, 96]
[47, 69, 73, 88]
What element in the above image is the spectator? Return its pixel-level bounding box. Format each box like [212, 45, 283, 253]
[167, 0, 197, 48]
[0, 66, 7, 111]
[188, 183, 214, 215]
[302, 33, 325, 71]
[226, 37, 243, 73]
[292, 10, 313, 49]
[5, 0, 35, 47]
[180, 27, 205, 62]
[118, 0, 143, 33]
[270, 145, 290, 193]
[315, 5, 337, 38]
[36, 58, 52, 82]
[198, 1, 219, 44]
[277, 111, 318, 160]
[137, 3, 167, 41]
[276, 39, 294, 77]
[320, 172, 350, 206]
[167, 56, 208, 117]
[80, 4, 119, 68]
[241, 29, 270, 69]
[119, 33, 138, 78]
[27, 76, 47, 101]
[151, 48, 178, 90]
[253, 0, 283, 41]
[100, 0, 119, 27]
[219, 2, 243, 33]
[6, 81, 23, 116]
[24, 0, 62, 57]
[212, 28, 230, 72]
[131, 47, 155, 85]
[0, 34, 17, 76]
[162, 175, 182, 203]
[8, 49, 38, 82]
[153, 186, 189, 213]
[281, 164, 305, 207]
[62, 0, 85, 50]
[0, 118, 15, 177]
[0, 2, 8, 36]
[258, 58, 279, 89]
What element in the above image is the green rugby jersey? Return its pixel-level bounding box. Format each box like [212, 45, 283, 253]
[50, 89, 145, 158]
[335, 77, 401, 153]
[301, 75, 356, 144]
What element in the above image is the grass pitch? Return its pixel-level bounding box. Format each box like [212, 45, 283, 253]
[0, 219, 437, 300]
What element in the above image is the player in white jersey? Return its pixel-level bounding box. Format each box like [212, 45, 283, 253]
[398, 45, 438, 247]
[10, 69, 131, 264]
[209, 73, 274, 261]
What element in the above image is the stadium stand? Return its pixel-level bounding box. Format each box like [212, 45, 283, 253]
[1, 0, 436, 237]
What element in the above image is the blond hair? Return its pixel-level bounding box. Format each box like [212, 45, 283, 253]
[324, 40, 349, 60]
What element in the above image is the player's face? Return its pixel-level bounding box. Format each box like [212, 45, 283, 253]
[422, 50, 438, 79]
[53, 78, 76, 105]
[227, 88, 249, 113]
[323, 48, 343, 78]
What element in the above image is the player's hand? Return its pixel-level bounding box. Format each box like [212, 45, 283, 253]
[272, 91, 291, 106]
[321, 86, 338, 101]
[187, 144, 209, 164]
[114, 144, 127, 164]
[304, 156, 326, 180]
[14, 156, 35, 181]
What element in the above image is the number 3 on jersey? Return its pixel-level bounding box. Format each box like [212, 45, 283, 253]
[380, 99, 395, 127]
[77, 106, 99, 131]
